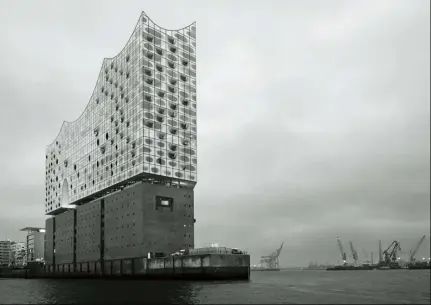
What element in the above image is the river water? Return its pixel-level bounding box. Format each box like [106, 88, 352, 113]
[0, 269, 429, 304]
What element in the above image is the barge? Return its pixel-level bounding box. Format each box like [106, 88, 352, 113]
[251, 267, 280, 272]
[407, 262, 430, 270]
[326, 264, 377, 271]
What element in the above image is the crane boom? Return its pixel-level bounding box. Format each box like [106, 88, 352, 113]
[382, 241, 401, 265]
[275, 242, 284, 258]
[337, 237, 347, 263]
[259, 242, 284, 269]
[410, 235, 426, 262]
[349, 241, 358, 263]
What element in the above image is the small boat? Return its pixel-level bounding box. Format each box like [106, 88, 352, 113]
[251, 267, 280, 271]
[407, 262, 431, 270]
[327, 264, 376, 271]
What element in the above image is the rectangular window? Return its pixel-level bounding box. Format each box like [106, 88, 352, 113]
[155, 196, 174, 211]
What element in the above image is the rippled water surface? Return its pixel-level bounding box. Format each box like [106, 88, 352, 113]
[1, 269, 429, 304]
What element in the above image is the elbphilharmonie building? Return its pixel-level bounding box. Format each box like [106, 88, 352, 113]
[44, 12, 197, 266]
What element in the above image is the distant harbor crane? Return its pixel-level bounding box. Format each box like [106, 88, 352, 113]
[409, 235, 426, 263]
[405, 235, 430, 269]
[258, 242, 284, 270]
[378, 240, 402, 269]
[337, 237, 347, 265]
[349, 241, 358, 264]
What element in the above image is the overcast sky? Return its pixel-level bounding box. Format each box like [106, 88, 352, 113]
[0, 0, 429, 266]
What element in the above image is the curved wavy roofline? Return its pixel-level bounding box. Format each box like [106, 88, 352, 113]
[144, 10, 196, 31]
[47, 11, 196, 147]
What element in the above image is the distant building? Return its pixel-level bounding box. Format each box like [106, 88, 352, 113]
[20, 227, 46, 263]
[0, 240, 12, 266]
[9, 242, 26, 267]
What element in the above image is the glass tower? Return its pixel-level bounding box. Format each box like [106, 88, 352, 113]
[45, 12, 197, 215]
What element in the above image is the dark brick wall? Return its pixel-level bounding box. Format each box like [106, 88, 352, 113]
[103, 182, 194, 260]
[45, 182, 195, 263]
[54, 210, 75, 264]
[141, 183, 194, 254]
[76, 200, 102, 262]
[44, 218, 55, 264]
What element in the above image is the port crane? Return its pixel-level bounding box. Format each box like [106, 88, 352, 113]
[337, 237, 347, 265]
[380, 240, 401, 268]
[259, 242, 284, 269]
[409, 235, 426, 263]
[349, 241, 358, 264]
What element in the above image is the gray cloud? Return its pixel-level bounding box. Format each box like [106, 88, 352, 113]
[0, 0, 429, 266]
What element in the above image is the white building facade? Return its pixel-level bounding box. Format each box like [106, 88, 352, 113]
[45, 12, 197, 215]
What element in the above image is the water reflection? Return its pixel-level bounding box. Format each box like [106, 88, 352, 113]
[1, 271, 429, 304]
[37, 279, 199, 304]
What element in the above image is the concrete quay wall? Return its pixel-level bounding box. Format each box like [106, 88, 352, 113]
[41, 253, 250, 280]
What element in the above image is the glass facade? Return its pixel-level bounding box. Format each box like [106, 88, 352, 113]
[45, 12, 197, 215]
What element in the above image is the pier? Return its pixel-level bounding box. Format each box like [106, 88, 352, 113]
[1, 253, 250, 280]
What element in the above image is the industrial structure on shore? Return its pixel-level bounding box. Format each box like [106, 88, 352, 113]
[326, 236, 430, 271]
[326, 237, 375, 271]
[252, 242, 284, 271]
[34, 11, 249, 280]
[405, 235, 429, 269]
